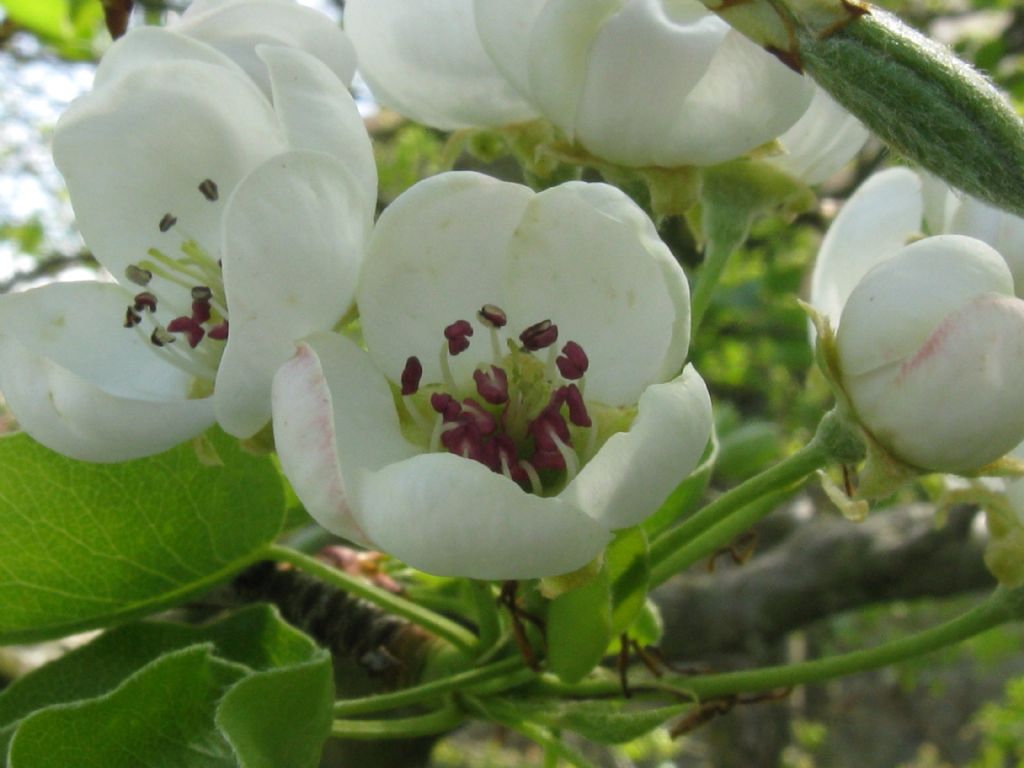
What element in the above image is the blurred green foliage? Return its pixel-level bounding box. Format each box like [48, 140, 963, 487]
[0, 0, 105, 58]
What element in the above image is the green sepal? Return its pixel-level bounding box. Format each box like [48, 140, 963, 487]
[482, 697, 692, 745]
[606, 527, 650, 638]
[545, 566, 613, 684]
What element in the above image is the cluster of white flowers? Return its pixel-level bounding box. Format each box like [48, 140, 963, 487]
[3, 0, 1023, 578]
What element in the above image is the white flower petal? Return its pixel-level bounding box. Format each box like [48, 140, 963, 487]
[947, 195, 1024, 298]
[845, 294, 1024, 472]
[93, 27, 246, 89]
[345, 0, 537, 129]
[810, 167, 924, 327]
[0, 281, 204, 401]
[358, 453, 611, 579]
[358, 172, 533, 386]
[568, 0, 729, 164]
[173, 0, 357, 93]
[216, 150, 367, 436]
[561, 365, 712, 529]
[472, 0, 547, 97]
[653, 30, 812, 167]
[0, 282, 215, 462]
[772, 87, 870, 184]
[838, 235, 1013, 376]
[525, 0, 624, 140]
[0, 341, 215, 462]
[504, 181, 688, 404]
[53, 58, 285, 284]
[272, 333, 415, 544]
[258, 46, 377, 222]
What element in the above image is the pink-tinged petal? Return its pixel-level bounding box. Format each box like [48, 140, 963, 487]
[173, 0, 357, 94]
[53, 58, 285, 285]
[258, 45, 377, 221]
[345, 0, 537, 129]
[845, 294, 1024, 472]
[837, 235, 1013, 377]
[216, 150, 367, 437]
[810, 167, 924, 328]
[357, 453, 610, 579]
[358, 172, 533, 385]
[504, 181, 688, 404]
[560, 365, 712, 529]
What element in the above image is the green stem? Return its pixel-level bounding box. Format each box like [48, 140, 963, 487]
[543, 587, 1022, 700]
[649, 436, 830, 587]
[331, 703, 465, 740]
[262, 544, 477, 653]
[467, 580, 502, 655]
[688, 218, 750, 339]
[333, 656, 532, 717]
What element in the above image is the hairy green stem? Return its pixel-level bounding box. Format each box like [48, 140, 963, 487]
[262, 544, 477, 653]
[543, 586, 1023, 700]
[649, 436, 830, 587]
[333, 656, 533, 717]
[331, 703, 465, 740]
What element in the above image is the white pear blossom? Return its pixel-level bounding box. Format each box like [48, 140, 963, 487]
[347, 0, 814, 167]
[344, 0, 539, 129]
[769, 87, 870, 185]
[272, 172, 713, 579]
[0, 20, 375, 462]
[810, 167, 1024, 472]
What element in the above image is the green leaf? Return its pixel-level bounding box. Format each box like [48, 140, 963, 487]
[487, 698, 692, 745]
[546, 568, 612, 684]
[217, 659, 334, 768]
[0, 606, 334, 768]
[0, 429, 286, 644]
[606, 528, 649, 638]
[626, 599, 664, 649]
[8, 645, 246, 768]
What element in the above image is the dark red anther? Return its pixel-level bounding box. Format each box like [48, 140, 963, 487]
[493, 434, 527, 483]
[167, 316, 206, 348]
[519, 319, 558, 351]
[401, 356, 423, 396]
[473, 365, 509, 405]
[133, 292, 157, 313]
[561, 383, 591, 427]
[529, 406, 571, 453]
[158, 213, 177, 233]
[124, 306, 142, 328]
[207, 321, 229, 340]
[199, 178, 219, 202]
[478, 304, 508, 328]
[150, 327, 175, 347]
[460, 398, 497, 436]
[556, 340, 589, 380]
[531, 448, 566, 472]
[441, 422, 486, 465]
[430, 392, 462, 421]
[444, 319, 474, 355]
[191, 299, 211, 324]
[125, 264, 152, 286]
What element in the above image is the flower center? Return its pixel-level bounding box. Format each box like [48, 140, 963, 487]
[120, 179, 229, 392]
[396, 304, 636, 496]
